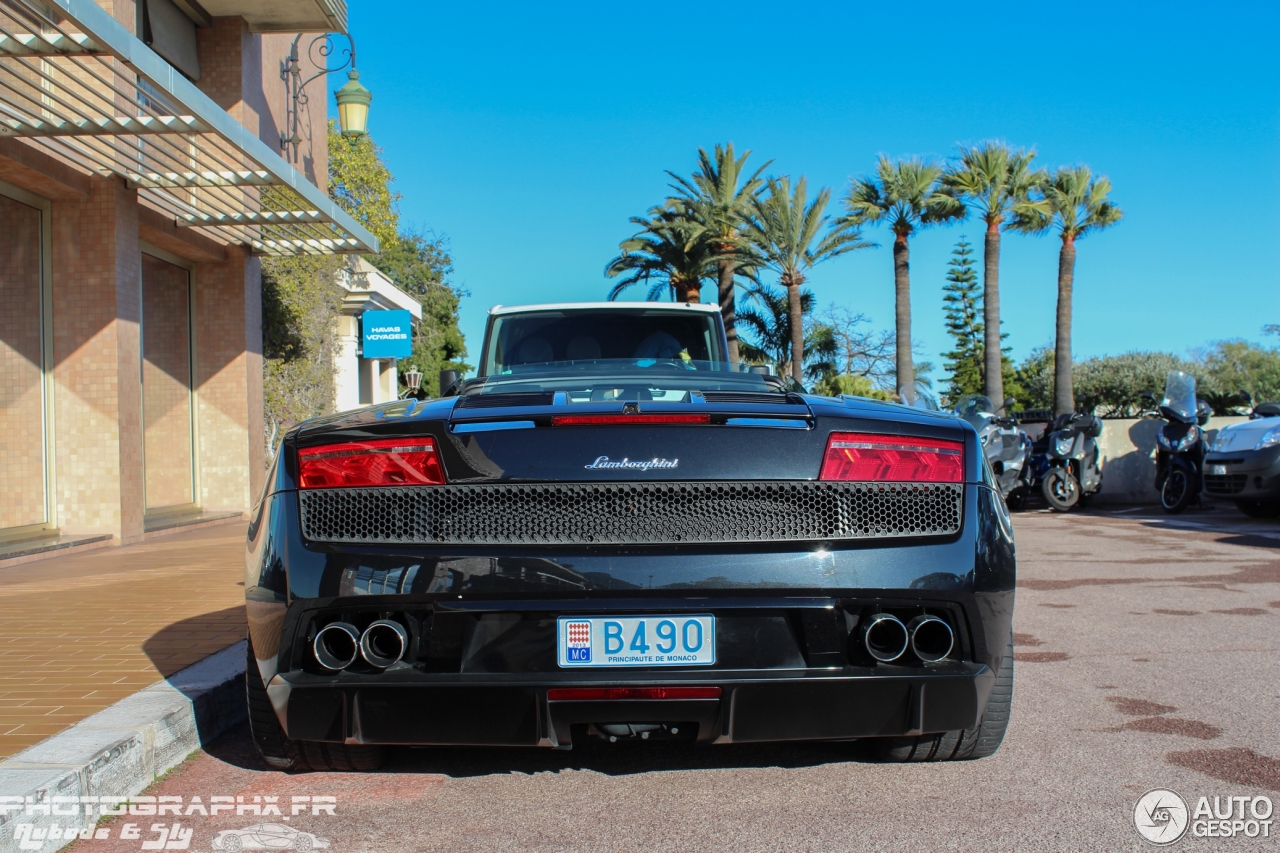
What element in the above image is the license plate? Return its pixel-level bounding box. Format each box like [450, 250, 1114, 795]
[1210, 465, 1226, 476]
[557, 615, 715, 667]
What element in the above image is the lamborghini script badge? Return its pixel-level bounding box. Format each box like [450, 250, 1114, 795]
[584, 456, 678, 471]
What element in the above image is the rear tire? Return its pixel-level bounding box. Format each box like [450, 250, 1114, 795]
[1004, 488, 1028, 511]
[1160, 469, 1193, 514]
[1236, 499, 1280, 519]
[872, 631, 1014, 762]
[245, 642, 385, 772]
[1041, 468, 1079, 511]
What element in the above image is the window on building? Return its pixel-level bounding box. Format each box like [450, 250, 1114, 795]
[0, 187, 51, 536]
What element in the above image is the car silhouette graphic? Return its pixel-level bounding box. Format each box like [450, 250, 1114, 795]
[211, 823, 330, 851]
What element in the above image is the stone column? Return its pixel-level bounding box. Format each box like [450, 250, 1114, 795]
[50, 175, 144, 542]
[195, 245, 264, 511]
[333, 315, 361, 412]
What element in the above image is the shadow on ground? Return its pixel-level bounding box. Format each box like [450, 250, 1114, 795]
[141, 606, 247, 678]
[142, 606, 247, 751]
[202, 719, 879, 778]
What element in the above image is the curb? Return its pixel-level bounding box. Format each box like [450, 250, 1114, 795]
[0, 641, 247, 853]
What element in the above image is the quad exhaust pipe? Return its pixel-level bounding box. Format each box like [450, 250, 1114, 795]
[360, 620, 409, 668]
[907, 615, 954, 663]
[862, 613, 954, 663]
[313, 622, 360, 671]
[313, 619, 408, 671]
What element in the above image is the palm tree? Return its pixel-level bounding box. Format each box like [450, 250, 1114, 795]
[737, 285, 836, 383]
[941, 143, 1041, 406]
[1012, 166, 1122, 416]
[743, 176, 871, 382]
[841, 156, 962, 393]
[604, 206, 718, 302]
[667, 143, 769, 362]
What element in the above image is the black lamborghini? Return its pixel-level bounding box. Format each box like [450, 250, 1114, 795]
[244, 302, 1015, 770]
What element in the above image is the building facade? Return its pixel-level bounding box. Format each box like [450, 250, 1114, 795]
[334, 257, 421, 412]
[0, 0, 374, 556]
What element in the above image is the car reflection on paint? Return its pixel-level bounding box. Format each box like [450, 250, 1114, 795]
[211, 823, 330, 851]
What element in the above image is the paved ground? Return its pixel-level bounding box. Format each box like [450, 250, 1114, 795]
[0, 523, 246, 757]
[74, 509, 1280, 852]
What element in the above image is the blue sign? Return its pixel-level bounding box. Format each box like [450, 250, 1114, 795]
[361, 310, 412, 359]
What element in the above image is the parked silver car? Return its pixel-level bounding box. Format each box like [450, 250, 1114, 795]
[1203, 399, 1280, 518]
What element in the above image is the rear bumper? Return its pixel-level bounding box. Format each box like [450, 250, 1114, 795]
[271, 665, 995, 747]
[245, 482, 1016, 748]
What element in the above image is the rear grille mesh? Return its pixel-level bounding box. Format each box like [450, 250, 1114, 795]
[299, 481, 963, 545]
[1203, 474, 1247, 495]
[456, 392, 555, 408]
[701, 391, 803, 405]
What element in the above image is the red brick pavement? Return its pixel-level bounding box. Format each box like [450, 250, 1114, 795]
[0, 522, 247, 758]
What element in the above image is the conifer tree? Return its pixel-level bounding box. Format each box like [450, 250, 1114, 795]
[941, 239, 984, 399]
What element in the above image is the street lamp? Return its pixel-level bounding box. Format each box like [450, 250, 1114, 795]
[401, 365, 424, 400]
[334, 71, 372, 138]
[280, 34, 371, 161]
[404, 366, 423, 393]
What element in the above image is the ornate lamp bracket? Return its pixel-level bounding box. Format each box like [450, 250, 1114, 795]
[280, 33, 357, 162]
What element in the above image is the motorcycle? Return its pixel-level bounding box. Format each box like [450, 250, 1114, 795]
[1029, 411, 1104, 512]
[1144, 370, 1211, 514]
[953, 394, 1033, 509]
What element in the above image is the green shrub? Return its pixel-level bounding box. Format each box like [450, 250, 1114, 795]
[1012, 340, 1280, 417]
[813, 373, 895, 401]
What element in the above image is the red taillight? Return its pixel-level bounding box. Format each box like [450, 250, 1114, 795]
[551, 414, 711, 426]
[546, 687, 722, 701]
[819, 432, 964, 483]
[297, 437, 444, 489]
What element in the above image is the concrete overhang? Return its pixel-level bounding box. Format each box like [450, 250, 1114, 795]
[196, 0, 346, 33]
[339, 257, 423, 319]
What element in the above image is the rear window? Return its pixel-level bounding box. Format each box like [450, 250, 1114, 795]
[482, 310, 722, 376]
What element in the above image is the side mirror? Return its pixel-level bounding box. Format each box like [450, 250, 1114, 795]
[438, 369, 460, 396]
[1002, 397, 1016, 411]
[749, 365, 772, 376]
[1140, 392, 1156, 404]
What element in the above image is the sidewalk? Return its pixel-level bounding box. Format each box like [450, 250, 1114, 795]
[0, 522, 246, 758]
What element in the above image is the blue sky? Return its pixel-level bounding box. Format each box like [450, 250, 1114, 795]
[343, 1, 1279, 380]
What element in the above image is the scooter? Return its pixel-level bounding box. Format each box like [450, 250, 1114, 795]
[1144, 370, 1211, 514]
[953, 394, 1033, 509]
[1028, 412, 1104, 512]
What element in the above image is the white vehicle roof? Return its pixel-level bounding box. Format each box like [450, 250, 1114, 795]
[489, 301, 720, 315]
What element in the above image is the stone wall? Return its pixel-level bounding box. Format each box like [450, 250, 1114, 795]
[1093, 416, 1249, 504]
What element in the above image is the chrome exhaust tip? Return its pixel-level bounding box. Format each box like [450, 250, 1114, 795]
[863, 613, 909, 662]
[360, 620, 408, 668]
[909, 615, 954, 663]
[313, 622, 360, 671]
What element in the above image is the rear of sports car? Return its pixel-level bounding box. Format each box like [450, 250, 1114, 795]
[245, 379, 1015, 770]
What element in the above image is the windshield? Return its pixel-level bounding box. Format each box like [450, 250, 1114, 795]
[1160, 370, 1196, 420]
[464, 359, 794, 401]
[899, 382, 940, 411]
[953, 394, 996, 424]
[482, 309, 723, 376]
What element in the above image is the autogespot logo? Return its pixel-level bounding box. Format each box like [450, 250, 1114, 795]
[1135, 789, 1190, 845]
